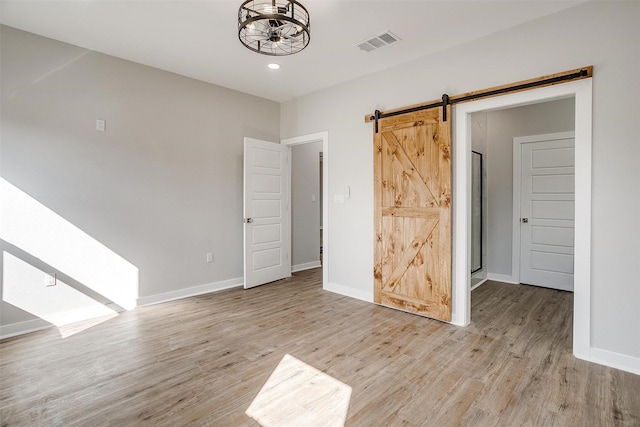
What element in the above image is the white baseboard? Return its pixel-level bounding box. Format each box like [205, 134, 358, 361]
[487, 273, 519, 284]
[137, 276, 243, 307]
[0, 318, 52, 340]
[1, 306, 122, 340]
[577, 347, 640, 375]
[471, 278, 488, 291]
[323, 281, 373, 303]
[2, 277, 243, 339]
[292, 261, 321, 273]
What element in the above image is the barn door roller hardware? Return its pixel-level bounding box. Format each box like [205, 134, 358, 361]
[441, 94, 450, 122]
[367, 66, 592, 133]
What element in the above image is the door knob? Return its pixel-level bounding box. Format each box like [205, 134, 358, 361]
[243, 218, 253, 223]
[521, 218, 529, 223]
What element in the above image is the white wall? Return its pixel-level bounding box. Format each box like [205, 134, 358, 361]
[484, 98, 575, 279]
[291, 141, 322, 270]
[470, 112, 488, 287]
[281, 2, 640, 364]
[1, 26, 280, 329]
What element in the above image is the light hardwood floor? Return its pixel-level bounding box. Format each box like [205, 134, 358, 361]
[1, 268, 638, 426]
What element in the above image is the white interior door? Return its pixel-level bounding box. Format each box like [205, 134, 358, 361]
[243, 137, 291, 289]
[518, 132, 575, 291]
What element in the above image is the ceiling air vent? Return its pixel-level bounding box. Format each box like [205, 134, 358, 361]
[356, 31, 401, 52]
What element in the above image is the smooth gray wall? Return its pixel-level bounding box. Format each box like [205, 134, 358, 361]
[291, 142, 322, 269]
[1, 26, 280, 327]
[280, 2, 640, 361]
[470, 112, 488, 285]
[484, 98, 575, 278]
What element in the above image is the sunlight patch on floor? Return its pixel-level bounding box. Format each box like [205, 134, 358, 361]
[56, 312, 118, 338]
[246, 354, 351, 427]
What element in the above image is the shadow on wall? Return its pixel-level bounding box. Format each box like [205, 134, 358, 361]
[1, 178, 138, 337]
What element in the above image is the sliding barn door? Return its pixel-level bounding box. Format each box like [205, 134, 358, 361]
[373, 107, 452, 322]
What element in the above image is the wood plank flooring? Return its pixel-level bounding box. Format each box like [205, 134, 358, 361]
[1, 268, 638, 426]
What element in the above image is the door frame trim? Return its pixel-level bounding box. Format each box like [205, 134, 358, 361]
[281, 131, 329, 288]
[453, 79, 592, 360]
[512, 131, 575, 287]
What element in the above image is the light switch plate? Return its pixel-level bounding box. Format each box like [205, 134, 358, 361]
[45, 272, 56, 287]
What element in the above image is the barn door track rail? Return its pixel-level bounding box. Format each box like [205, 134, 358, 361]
[366, 66, 592, 133]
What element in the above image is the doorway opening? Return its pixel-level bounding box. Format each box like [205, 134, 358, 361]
[467, 100, 576, 346]
[290, 142, 323, 272]
[469, 98, 576, 291]
[453, 79, 592, 360]
[282, 132, 329, 288]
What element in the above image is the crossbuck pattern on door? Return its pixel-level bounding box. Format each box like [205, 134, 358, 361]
[373, 107, 452, 322]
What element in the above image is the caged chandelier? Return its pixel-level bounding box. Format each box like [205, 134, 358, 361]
[238, 0, 311, 56]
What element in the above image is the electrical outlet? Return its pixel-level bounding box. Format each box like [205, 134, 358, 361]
[206, 252, 214, 263]
[45, 272, 57, 287]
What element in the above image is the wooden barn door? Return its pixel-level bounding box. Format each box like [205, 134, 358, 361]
[373, 107, 452, 322]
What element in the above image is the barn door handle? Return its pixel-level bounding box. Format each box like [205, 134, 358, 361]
[243, 218, 253, 224]
[521, 218, 529, 223]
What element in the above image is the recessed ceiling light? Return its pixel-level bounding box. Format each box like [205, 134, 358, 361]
[268, 63, 281, 70]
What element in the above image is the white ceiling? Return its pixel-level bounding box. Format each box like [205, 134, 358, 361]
[0, 1, 585, 103]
